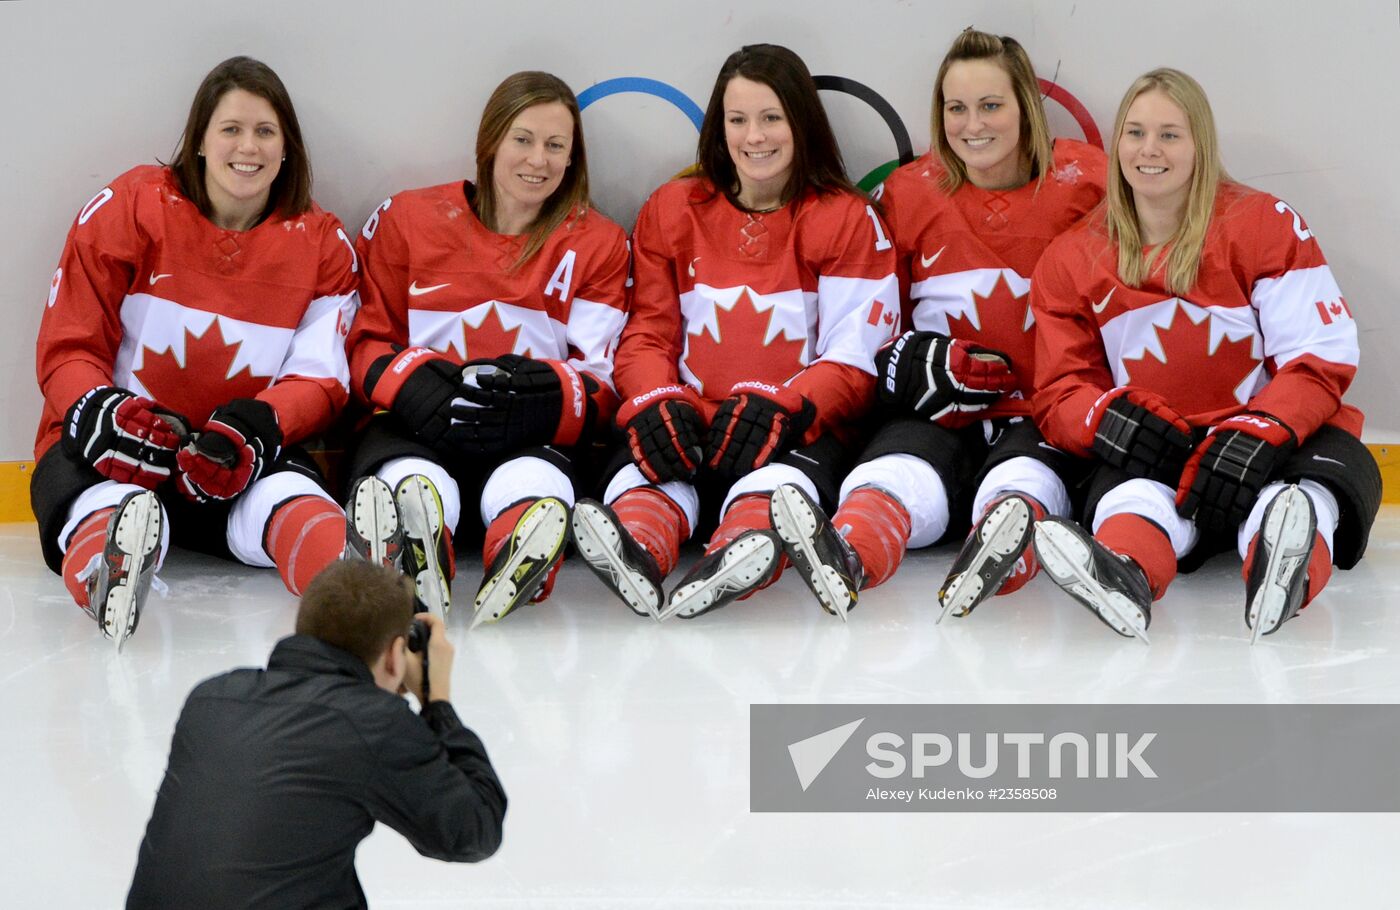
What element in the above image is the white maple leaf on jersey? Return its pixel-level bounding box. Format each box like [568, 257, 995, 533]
[910, 268, 1032, 334]
[1102, 297, 1266, 405]
[116, 295, 289, 382]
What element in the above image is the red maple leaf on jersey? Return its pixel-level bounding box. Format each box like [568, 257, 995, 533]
[133, 319, 273, 426]
[459, 303, 529, 360]
[1121, 305, 1260, 417]
[684, 289, 806, 396]
[944, 272, 1035, 392]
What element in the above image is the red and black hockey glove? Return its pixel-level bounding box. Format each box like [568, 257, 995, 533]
[175, 398, 281, 503]
[1081, 386, 1193, 484]
[1176, 412, 1297, 535]
[62, 386, 187, 490]
[616, 385, 705, 484]
[874, 330, 1017, 424]
[364, 347, 468, 456]
[449, 354, 598, 453]
[704, 380, 816, 481]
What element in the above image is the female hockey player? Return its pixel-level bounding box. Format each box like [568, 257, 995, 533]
[569, 43, 899, 620]
[344, 71, 628, 626]
[31, 56, 360, 649]
[766, 29, 1106, 620]
[1028, 68, 1381, 642]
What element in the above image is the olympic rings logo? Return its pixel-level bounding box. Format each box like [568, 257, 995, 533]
[577, 76, 1102, 191]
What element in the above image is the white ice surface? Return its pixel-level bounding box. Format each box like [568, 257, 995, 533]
[3, 509, 1400, 908]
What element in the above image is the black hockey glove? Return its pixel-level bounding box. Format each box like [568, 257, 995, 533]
[364, 347, 468, 456]
[705, 380, 816, 481]
[1081, 386, 1194, 484]
[450, 354, 598, 454]
[175, 398, 282, 502]
[616, 385, 705, 484]
[1176, 412, 1297, 535]
[874, 330, 1017, 424]
[62, 386, 187, 490]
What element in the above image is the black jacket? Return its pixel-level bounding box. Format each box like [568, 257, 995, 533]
[127, 634, 506, 909]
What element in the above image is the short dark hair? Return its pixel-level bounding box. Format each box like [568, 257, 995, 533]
[168, 56, 313, 221]
[295, 561, 415, 665]
[696, 44, 859, 208]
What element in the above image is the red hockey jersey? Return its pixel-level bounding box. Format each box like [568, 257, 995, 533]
[877, 139, 1106, 418]
[34, 165, 359, 458]
[348, 182, 629, 423]
[1032, 181, 1362, 453]
[617, 178, 899, 442]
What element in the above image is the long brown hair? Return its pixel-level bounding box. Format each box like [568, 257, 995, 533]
[1106, 68, 1229, 295]
[168, 56, 312, 221]
[930, 28, 1054, 194]
[473, 71, 591, 268]
[696, 44, 859, 209]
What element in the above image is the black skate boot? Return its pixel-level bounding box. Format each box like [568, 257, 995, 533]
[472, 497, 569, 627]
[1244, 484, 1317, 644]
[395, 474, 452, 617]
[87, 490, 163, 652]
[662, 529, 781, 621]
[937, 494, 1036, 622]
[571, 498, 664, 619]
[344, 476, 404, 569]
[1033, 517, 1152, 643]
[768, 483, 863, 620]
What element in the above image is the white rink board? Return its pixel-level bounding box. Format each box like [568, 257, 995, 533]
[2, 0, 1398, 455]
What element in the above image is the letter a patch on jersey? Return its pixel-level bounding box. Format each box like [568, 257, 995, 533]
[545, 250, 576, 301]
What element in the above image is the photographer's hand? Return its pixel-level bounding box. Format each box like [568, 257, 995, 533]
[418, 613, 454, 703]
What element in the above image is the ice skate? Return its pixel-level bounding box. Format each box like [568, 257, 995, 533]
[344, 476, 404, 569]
[1033, 517, 1152, 643]
[938, 494, 1035, 623]
[662, 530, 780, 621]
[1244, 484, 1317, 644]
[769, 483, 862, 620]
[86, 490, 163, 653]
[571, 499, 664, 620]
[472, 497, 569, 628]
[395, 474, 451, 617]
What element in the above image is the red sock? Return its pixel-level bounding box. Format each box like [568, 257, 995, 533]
[1242, 531, 1333, 608]
[612, 487, 689, 575]
[705, 493, 786, 595]
[62, 507, 115, 609]
[831, 486, 911, 588]
[1096, 514, 1176, 600]
[993, 495, 1047, 597]
[483, 499, 562, 603]
[265, 495, 345, 596]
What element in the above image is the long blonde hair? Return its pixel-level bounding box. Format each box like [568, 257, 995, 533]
[473, 71, 591, 269]
[929, 28, 1055, 194]
[1106, 68, 1230, 294]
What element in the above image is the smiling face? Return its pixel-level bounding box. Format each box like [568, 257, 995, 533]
[1117, 89, 1196, 215]
[723, 76, 794, 208]
[941, 58, 1026, 190]
[199, 88, 284, 230]
[489, 100, 574, 233]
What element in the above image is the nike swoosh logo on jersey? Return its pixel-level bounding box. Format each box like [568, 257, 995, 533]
[1311, 455, 1345, 466]
[409, 281, 451, 296]
[1092, 287, 1116, 314]
[688, 258, 701, 278]
[920, 247, 946, 270]
[148, 272, 173, 285]
[1038, 442, 1061, 452]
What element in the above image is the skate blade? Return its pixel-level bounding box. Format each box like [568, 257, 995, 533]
[397, 477, 451, 618]
[661, 534, 777, 621]
[937, 497, 1031, 624]
[769, 485, 852, 621]
[1034, 523, 1150, 645]
[472, 499, 568, 628]
[108, 492, 162, 653]
[571, 503, 661, 620]
[935, 574, 980, 625]
[1249, 487, 1314, 645]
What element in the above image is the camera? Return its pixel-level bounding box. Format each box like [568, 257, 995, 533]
[406, 618, 429, 653]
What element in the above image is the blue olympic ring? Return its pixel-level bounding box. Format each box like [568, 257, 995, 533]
[577, 78, 705, 131]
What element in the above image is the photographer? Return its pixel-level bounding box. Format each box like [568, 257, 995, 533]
[127, 561, 506, 909]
